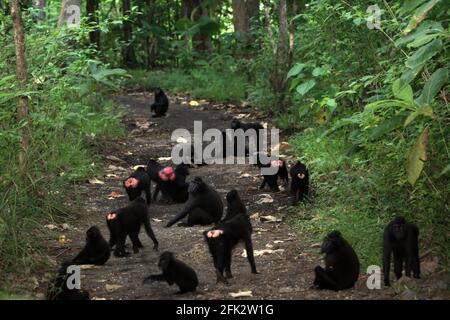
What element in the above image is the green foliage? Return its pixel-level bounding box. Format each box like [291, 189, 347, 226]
[0, 17, 124, 291]
[126, 55, 247, 102]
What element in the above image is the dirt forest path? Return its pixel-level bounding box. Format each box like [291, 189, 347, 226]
[44, 91, 392, 300]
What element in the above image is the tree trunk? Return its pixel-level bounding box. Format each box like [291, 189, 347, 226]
[193, 5, 212, 51]
[270, 0, 290, 112]
[32, 0, 46, 21]
[232, 0, 250, 33]
[86, 0, 100, 50]
[183, 0, 211, 52]
[288, 0, 298, 68]
[145, 0, 157, 69]
[232, 0, 259, 33]
[10, 0, 30, 170]
[122, 0, 137, 67]
[58, 0, 81, 27]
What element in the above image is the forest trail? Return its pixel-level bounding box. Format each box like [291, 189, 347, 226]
[41, 91, 392, 300]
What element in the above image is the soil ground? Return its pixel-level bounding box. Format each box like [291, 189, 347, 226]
[35, 91, 447, 300]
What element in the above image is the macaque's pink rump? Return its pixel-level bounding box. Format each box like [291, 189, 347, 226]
[270, 160, 284, 167]
[124, 177, 139, 188]
[158, 166, 176, 181]
[207, 229, 224, 238]
[107, 212, 117, 220]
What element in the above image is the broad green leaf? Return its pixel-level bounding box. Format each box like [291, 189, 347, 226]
[392, 79, 414, 104]
[405, 39, 442, 69]
[403, 0, 441, 35]
[439, 164, 450, 177]
[326, 98, 337, 113]
[407, 128, 428, 185]
[297, 104, 311, 119]
[296, 80, 316, 96]
[365, 99, 414, 112]
[312, 67, 325, 77]
[399, 0, 427, 15]
[416, 68, 449, 106]
[404, 105, 434, 127]
[370, 114, 406, 140]
[287, 63, 306, 79]
[400, 64, 425, 86]
[417, 105, 434, 117]
[404, 111, 420, 127]
[407, 34, 439, 48]
[395, 21, 443, 47]
[289, 77, 300, 91]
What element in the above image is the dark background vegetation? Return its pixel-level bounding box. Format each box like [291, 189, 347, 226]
[0, 0, 448, 295]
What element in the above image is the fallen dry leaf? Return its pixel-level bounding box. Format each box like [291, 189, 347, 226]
[229, 290, 253, 298]
[260, 215, 281, 223]
[250, 213, 260, 220]
[136, 121, 150, 129]
[58, 235, 72, 245]
[108, 191, 125, 199]
[79, 265, 100, 270]
[189, 100, 200, 107]
[106, 155, 125, 163]
[92, 297, 107, 300]
[242, 249, 284, 258]
[88, 178, 105, 185]
[45, 224, 58, 230]
[152, 218, 163, 223]
[256, 194, 274, 204]
[61, 223, 70, 230]
[238, 173, 252, 179]
[105, 284, 123, 293]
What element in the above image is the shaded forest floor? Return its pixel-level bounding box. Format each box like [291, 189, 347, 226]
[33, 90, 447, 300]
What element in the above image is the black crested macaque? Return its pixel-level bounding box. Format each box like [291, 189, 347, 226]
[259, 158, 289, 191]
[46, 261, 90, 300]
[147, 159, 165, 183]
[143, 251, 198, 294]
[290, 161, 309, 205]
[224, 189, 247, 221]
[106, 197, 158, 257]
[156, 164, 190, 203]
[72, 226, 110, 265]
[221, 130, 249, 158]
[165, 177, 223, 227]
[150, 87, 169, 118]
[313, 231, 360, 291]
[204, 211, 257, 283]
[123, 167, 151, 205]
[231, 119, 264, 157]
[383, 217, 420, 286]
[230, 119, 263, 131]
[147, 159, 168, 202]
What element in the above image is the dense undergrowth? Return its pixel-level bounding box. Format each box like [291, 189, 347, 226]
[0, 14, 125, 290]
